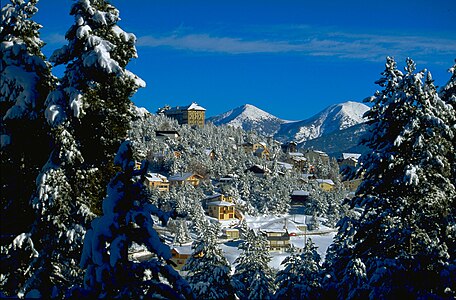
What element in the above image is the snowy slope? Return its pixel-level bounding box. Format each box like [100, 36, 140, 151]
[206, 104, 287, 136]
[274, 101, 369, 143]
[299, 123, 370, 156]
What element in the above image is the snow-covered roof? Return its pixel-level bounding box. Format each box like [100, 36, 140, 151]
[292, 190, 310, 196]
[168, 172, 199, 181]
[277, 162, 293, 170]
[317, 179, 335, 185]
[145, 173, 168, 182]
[207, 201, 235, 207]
[342, 153, 362, 160]
[172, 245, 193, 255]
[204, 149, 214, 155]
[205, 193, 223, 200]
[246, 164, 271, 174]
[186, 102, 206, 111]
[165, 102, 206, 113]
[310, 150, 329, 156]
[288, 152, 304, 157]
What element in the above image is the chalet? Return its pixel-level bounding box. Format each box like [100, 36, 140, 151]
[316, 179, 336, 191]
[155, 130, 180, 139]
[145, 173, 170, 192]
[291, 190, 310, 205]
[281, 141, 298, 153]
[305, 149, 330, 164]
[277, 162, 293, 172]
[261, 222, 291, 252]
[170, 245, 193, 270]
[245, 165, 271, 178]
[218, 174, 238, 185]
[339, 153, 362, 168]
[223, 228, 240, 240]
[203, 193, 234, 208]
[168, 172, 203, 187]
[158, 102, 206, 128]
[207, 200, 235, 220]
[287, 152, 307, 170]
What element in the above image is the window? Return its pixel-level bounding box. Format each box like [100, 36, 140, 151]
[219, 214, 224, 219]
[229, 214, 234, 218]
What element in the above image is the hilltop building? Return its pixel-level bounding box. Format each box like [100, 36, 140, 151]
[158, 102, 206, 127]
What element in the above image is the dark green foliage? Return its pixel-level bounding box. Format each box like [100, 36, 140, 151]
[324, 57, 456, 298]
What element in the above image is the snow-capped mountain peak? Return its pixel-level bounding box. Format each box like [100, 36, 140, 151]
[274, 101, 369, 143]
[207, 104, 286, 136]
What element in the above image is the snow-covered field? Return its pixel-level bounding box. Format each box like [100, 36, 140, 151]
[220, 213, 336, 271]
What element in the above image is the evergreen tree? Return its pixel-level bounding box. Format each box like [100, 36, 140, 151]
[1, 0, 145, 297]
[232, 227, 274, 299]
[325, 57, 456, 298]
[47, 0, 145, 213]
[183, 222, 234, 300]
[174, 218, 192, 246]
[0, 0, 54, 235]
[275, 239, 321, 299]
[74, 141, 193, 299]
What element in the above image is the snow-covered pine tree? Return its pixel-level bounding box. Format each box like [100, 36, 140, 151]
[47, 0, 145, 213]
[183, 222, 234, 300]
[1, 0, 146, 297]
[0, 0, 54, 236]
[73, 141, 193, 299]
[275, 239, 322, 299]
[174, 218, 192, 246]
[325, 57, 456, 298]
[232, 227, 274, 300]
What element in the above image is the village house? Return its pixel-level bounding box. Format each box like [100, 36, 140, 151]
[317, 179, 336, 191]
[203, 193, 234, 208]
[245, 164, 271, 178]
[254, 146, 270, 160]
[170, 245, 193, 271]
[158, 102, 206, 128]
[223, 228, 240, 240]
[207, 200, 236, 221]
[304, 149, 330, 164]
[338, 153, 362, 168]
[217, 174, 238, 186]
[277, 161, 293, 173]
[290, 190, 311, 205]
[260, 223, 291, 252]
[287, 152, 307, 170]
[281, 141, 298, 153]
[144, 173, 170, 192]
[168, 172, 204, 187]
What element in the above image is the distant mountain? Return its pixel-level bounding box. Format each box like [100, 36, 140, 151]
[274, 101, 370, 143]
[299, 123, 370, 157]
[206, 104, 287, 136]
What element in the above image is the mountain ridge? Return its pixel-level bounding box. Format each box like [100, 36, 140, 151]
[207, 101, 370, 145]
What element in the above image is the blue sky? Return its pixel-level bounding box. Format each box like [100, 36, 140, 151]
[33, 0, 456, 120]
